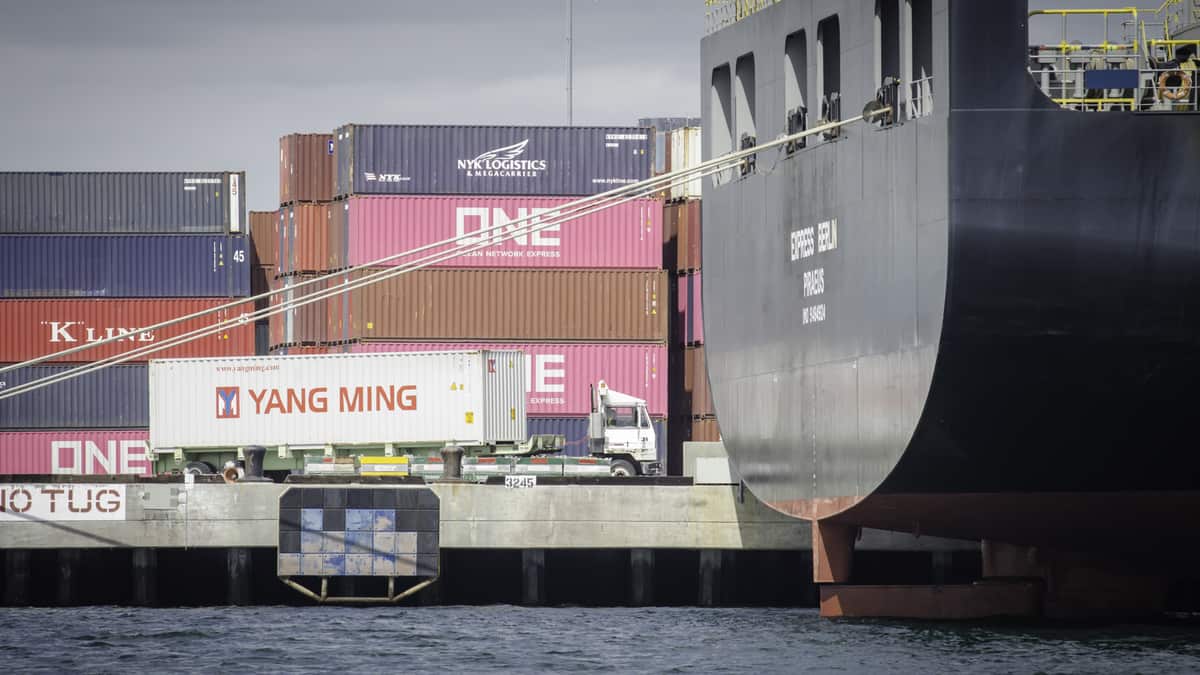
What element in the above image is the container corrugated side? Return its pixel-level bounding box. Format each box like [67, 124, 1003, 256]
[338, 269, 667, 342]
[0, 299, 256, 362]
[339, 195, 663, 270]
[348, 342, 667, 417]
[677, 271, 704, 346]
[148, 351, 526, 449]
[0, 172, 245, 234]
[335, 125, 651, 197]
[284, 274, 329, 345]
[691, 417, 721, 442]
[677, 273, 691, 346]
[683, 346, 713, 417]
[250, 210, 278, 267]
[481, 350, 526, 443]
[276, 210, 289, 278]
[0, 429, 151, 475]
[672, 201, 702, 273]
[280, 133, 335, 204]
[669, 127, 702, 200]
[283, 203, 332, 274]
[268, 273, 285, 348]
[526, 416, 666, 462]
[0, 364, 149, 428]
[0, 234, 250, 298]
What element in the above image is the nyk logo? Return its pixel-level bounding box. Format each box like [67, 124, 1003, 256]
[216, 387, 240, 419]
[363, 171, 410, 183]
[43, 321, 155, 344]
[457, 140, 548, 178]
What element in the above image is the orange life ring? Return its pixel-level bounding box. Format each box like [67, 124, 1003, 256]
[1158, 69, 1191, 101]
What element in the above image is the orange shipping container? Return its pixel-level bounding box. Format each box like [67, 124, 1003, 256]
[249, 210, 278, 267]
[683, 345, 713, 417]
[673, 201, 702, 272]
[251, 265, 272, 312]
[691, 417, 721, 442]
[283, 203, 332, 274]
[0, 299, 255, 362]
[279, 133, 335, 204]
[330, 269, 667, 343]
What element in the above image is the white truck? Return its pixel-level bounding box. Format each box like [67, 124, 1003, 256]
[585, 381, 661, 476]
[147, 351, 661, 478]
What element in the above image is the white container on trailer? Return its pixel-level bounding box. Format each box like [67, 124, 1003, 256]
[149, 351, 525, 451]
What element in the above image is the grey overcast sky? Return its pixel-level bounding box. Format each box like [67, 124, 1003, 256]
[0, 0, 703, 210]
[0, 0, 1138, 210]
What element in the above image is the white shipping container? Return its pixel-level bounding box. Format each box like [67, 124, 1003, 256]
[149, 351, 526, 450]
[669, 127, 702, 200]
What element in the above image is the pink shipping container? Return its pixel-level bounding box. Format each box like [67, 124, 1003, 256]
[0, 430, 152, 476]
[336, 196, 663, 270]
[347, 341, 667, 417]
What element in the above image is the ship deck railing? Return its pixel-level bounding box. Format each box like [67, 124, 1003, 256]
[1028, 58, 1199, 113]
[1028, 2, 1200, 113]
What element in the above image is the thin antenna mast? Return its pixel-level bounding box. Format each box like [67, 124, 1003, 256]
[567, 0, 573, 125]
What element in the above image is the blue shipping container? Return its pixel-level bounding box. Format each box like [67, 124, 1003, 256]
[0, 234, 250, 298]
[335, 125, 650, 197]
[0, 364, 149, 429]
[527, 417, 666, 464]
[0, 172, 245, 234]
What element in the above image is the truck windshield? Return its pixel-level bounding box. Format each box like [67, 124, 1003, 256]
[606, 406, 639, 428]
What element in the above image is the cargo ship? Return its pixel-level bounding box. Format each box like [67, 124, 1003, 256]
[701, 0, 1200, 615]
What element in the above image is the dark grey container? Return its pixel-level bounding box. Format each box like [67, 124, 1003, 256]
[0, 364, 149, 428]
[335, 125, 650, 197]
[0, 171, 246, 234]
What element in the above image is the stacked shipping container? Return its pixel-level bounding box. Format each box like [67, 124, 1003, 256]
[0, 171, 252, 475]
[660, 127, 721, 468]
[269, 134, 337, 354]
[248, 210, 277, 355]
[270, 124, 669, 460]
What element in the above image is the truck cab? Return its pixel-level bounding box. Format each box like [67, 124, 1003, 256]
[589, 381, 661, 476]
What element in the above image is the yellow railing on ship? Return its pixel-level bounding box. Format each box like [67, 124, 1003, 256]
[1051, 97, 1138, 111]
[1029, 4, 1200, 112]
[1028, 7, 1141, 55]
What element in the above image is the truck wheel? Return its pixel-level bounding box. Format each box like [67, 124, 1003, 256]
[609, 460, 637, 477]
[184, 461, 217, 475]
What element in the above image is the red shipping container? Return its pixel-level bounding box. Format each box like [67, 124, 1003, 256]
[672, 201, 702, 272]
[283, 203, 332, 274]
[292, 276, 327, 345]
[268, 274, 285, 349]
[337, 195, 663, 270]
[348, 341, 667, 417]
[691, 417, 721, 442]
[676, 272, 705, 346]
[683, 345, 713, 417]
[336, 268, 667, 343]
[280, 133, 335, 204]
[0, 429, 151, 476]
[0, 299, 255, 362]
[249, 210, 278, 267]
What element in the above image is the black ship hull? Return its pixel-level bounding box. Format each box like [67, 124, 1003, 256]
[702, 1, 1200, 548]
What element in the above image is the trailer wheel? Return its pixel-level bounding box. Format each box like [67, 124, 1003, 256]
[609, 459, 637, 477]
